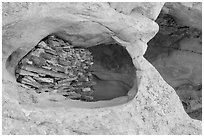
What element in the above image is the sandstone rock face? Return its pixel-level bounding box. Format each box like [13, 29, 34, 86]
[144, 2, 202, 120]
[162, 2, 202, 30]
[2, 2, 202, 135]
[109, 2, 165, 20]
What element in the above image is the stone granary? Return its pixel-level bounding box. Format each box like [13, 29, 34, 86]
[2, 2, 202, 134]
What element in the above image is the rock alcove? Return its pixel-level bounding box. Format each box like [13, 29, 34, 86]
[144, 10, 202, 120]
[3, 2, 202, 135]
[6, 33, 136, 106]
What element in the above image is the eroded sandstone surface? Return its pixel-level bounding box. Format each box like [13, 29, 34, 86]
[144, 3, 202, 120]
[2, 2, 202, 135]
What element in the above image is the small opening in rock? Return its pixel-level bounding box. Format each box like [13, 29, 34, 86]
[14, 35, 136, 102]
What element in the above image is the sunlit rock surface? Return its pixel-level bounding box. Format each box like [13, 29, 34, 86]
[2, 2, 202, 135]
[109, 2, 165, 20]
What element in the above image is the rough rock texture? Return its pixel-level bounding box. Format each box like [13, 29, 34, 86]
[144, 3, 202, 120]
[109, 2, 164, 20]
[162, 2, 202, 30]
[2, 2, 202, 135]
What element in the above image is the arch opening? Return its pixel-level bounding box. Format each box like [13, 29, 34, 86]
[7, 34, 136, 105]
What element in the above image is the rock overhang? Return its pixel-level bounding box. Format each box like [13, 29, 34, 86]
[2, 2, 202, 135]
[3, 2, 160, 108]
